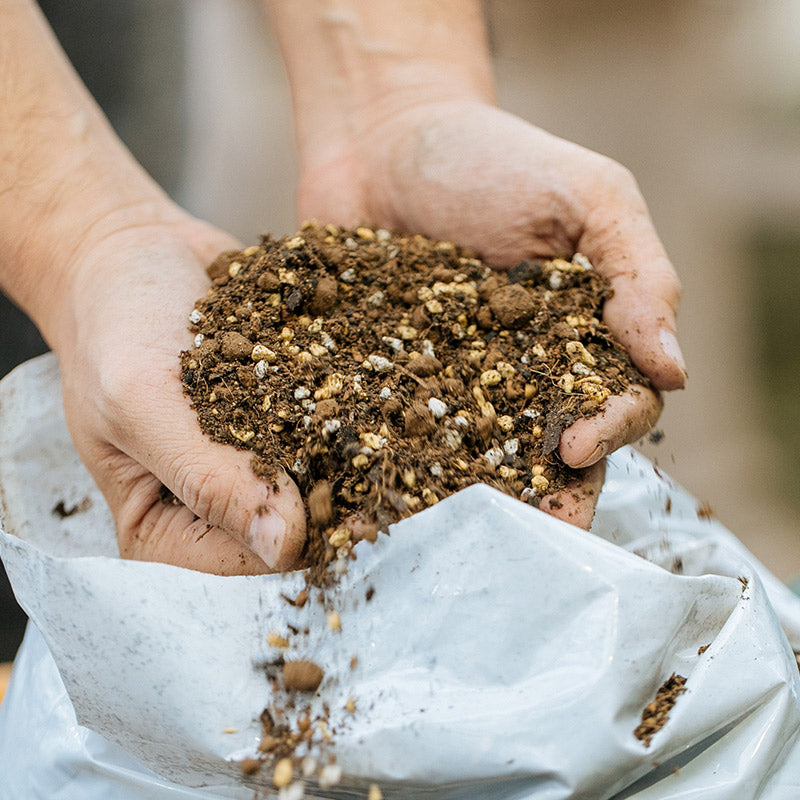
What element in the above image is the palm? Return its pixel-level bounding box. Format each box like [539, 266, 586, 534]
[298, 100, 678, 526]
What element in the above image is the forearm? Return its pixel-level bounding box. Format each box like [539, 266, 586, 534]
[0, 0, 179, 349]
[265, 0, 496, 175]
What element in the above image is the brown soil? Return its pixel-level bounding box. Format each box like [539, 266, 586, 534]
[282, 660, 324, 692]
[180, 223, 647, 578]
[634, 673, 687, 747]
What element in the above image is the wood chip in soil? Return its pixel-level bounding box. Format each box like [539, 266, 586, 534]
[180, 223, 648, 582]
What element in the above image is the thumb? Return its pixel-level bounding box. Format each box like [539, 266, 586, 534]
[90, 372, 307, 575]
[580, 172, 687, 392]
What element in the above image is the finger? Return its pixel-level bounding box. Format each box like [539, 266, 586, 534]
[115, 464, 272, 575]
[90, 359, 307, 571]
[580, 174, 687, 391]
[559, 385, 663, 469]
[90, 441, 306, 574]
[540, 460, 606, 530]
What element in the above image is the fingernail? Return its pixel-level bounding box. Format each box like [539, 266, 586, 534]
[248, 510, 285, 568]
[571, 441, 607, 469]
[659, 328, 688, 379]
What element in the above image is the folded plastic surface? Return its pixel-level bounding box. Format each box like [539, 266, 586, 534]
[1, 354, 800, 799]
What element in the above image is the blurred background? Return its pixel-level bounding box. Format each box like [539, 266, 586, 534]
[1, 0, 799, 662]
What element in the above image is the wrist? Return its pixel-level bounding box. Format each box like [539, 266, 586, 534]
[0, 0, 189, 351]
[267, 0, 495, 177]
[4, 173, 186, 355]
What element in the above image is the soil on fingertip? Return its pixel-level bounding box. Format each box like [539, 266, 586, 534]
[180, 223, 648, 581]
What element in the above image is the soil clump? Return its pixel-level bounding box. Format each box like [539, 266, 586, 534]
[180, 223, 647, 577]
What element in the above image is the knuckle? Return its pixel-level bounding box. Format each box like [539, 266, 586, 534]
[171, 457, 240, 531]
[95, 360, 145, 442]
[113, 475, 166, 560]
[600, 157, 640, 197]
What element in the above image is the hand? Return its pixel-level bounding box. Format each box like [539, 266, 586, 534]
[55, 216, 307, 574]
[295, 100, 682, 526]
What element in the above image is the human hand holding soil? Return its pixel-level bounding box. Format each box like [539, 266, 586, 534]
[55, 220, 307, 574]
[270, 0, 684, 526]
[0, 1, 306, 574]
[1, 0, 685, 584]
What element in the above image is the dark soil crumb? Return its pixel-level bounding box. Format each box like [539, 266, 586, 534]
[634, 673, 687, 747]
[238, 757, 261, 776]
[158, 484, 182, 506]
[51, 497, 92, 519]
[647, 429, 665, 445]
[697, 502, 715, 519]
[180, 223, 648, 580]
[697, 644, 710, 655]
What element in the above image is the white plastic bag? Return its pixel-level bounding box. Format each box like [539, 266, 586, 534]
[1, 354, 800, 799]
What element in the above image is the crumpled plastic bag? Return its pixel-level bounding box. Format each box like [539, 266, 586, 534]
[1, 354, 800, 800]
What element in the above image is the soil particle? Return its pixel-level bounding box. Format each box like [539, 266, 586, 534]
[180, 223, 648, 582]
[219, 331, 253, 360]
[238, 758, 261, 776]
[634, 673, 687, 747]
[404, 402, 438, 437]
[282, 660, 324, 692]
[489, 283, 537, 328]
[308, 481, 333, 527]
[52, 496, 92, 518]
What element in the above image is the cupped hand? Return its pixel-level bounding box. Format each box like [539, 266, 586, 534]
[296, 100, 684, 526]
[55, 217, 306, 574]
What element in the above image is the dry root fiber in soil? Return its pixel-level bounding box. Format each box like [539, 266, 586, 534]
[180, 222, 648, 576]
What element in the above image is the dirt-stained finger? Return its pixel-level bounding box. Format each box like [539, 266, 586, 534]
[540, 460, 606, 530]
[559, 385, 662, 469]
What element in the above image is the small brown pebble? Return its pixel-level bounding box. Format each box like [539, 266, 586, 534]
[283, 660, 324, 692]
[488, 284, 536, 328]
[410, 305, 430, 330]
[311, 275, 339, 314]
[404, 402, 437, 437]
[475, 415, 495, 445]
[443, 377, 465, 395]
[314, 398, 339, 419]
[207, 250, 240, 281]
[308, 481, 333, 527]
[239, 758, 262, 776]
[219, 331, 254, 360]
[551, 321, 578, 339]
[356, 523, 379, 543]
[256, 270, 280, 291]
[406, 354, 443, 377]
[478, 273, 501, 300]
[476, 305, 494, 329]
[236, 366, 257, 388]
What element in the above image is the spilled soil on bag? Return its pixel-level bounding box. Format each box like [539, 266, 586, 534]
[634, 673, 687, 747]
[180, 223, 647, 581]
